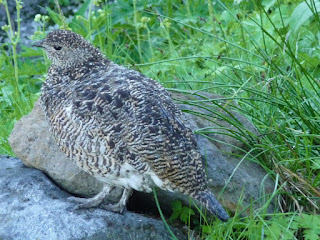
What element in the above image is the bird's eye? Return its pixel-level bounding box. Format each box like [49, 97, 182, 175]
[54, 46, 62, 50]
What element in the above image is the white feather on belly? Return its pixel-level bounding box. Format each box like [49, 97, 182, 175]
[96, 162, 174, 192]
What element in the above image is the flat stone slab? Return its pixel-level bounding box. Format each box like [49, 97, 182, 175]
[0, 156, 186, 240]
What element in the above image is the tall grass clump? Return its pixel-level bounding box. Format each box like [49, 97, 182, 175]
[1, 0, 320, 239]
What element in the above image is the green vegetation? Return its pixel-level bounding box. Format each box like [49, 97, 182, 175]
[1, 0, 320, 238]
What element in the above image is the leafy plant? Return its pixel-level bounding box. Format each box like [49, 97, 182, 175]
[169, 200, 195, 225]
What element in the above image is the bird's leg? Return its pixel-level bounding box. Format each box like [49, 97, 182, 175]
[68, 185, 114, 210]
[100, 187, 132, 213]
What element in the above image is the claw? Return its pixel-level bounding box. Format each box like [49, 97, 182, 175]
[101, 202, 126, 213]
[67, 196, 91, 204]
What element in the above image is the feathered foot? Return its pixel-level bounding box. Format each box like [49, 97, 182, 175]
[100, 188, 132, 213]
[68, 185, 132, 213]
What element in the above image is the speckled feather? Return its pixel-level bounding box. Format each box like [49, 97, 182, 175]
[38, 30, 229, 221]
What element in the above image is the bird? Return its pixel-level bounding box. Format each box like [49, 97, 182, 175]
[33, 29, 229, 222]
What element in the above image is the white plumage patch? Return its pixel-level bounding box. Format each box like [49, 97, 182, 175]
[96, 162, 149, 191]
[64, 105, 72, 116]
[95, 162, 174, 193]
[118, 162, 146, 190]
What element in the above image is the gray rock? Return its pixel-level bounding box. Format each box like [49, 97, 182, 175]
[0, 155, 186, 240]
[9, 91, 275, 217]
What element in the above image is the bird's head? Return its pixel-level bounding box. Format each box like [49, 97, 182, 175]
[33, 30, 103, 69]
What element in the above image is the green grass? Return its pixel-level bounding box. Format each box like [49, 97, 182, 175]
[1, 0, 320, 238]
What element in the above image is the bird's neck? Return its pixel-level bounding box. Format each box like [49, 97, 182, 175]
[47, 58, 111, 85]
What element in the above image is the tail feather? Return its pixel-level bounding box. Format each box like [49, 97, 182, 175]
[196, 190, 229, 222]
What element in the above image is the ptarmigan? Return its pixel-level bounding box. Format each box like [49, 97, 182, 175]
[33, 30, 229, 221]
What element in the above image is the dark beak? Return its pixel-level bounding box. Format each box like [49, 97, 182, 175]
[32, 39, 45, 48]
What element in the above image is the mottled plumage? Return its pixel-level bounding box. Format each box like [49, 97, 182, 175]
[33, 30, 229, 221]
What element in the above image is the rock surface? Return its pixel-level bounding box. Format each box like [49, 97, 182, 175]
[9, 91, 275, 217]
[0, 155, 186, 240]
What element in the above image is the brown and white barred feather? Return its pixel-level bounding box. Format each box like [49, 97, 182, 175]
[38, 30, 229, 221]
